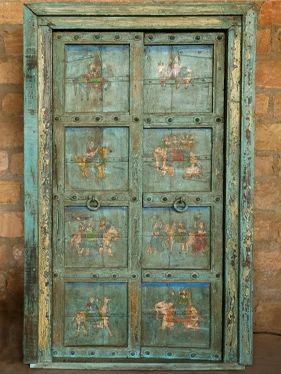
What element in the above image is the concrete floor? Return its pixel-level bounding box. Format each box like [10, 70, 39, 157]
[0, 329, 280, 374]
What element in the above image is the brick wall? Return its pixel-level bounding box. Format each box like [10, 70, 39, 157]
[0, 0, 280, 350]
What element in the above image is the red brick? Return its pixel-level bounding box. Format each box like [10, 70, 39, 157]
[0, 181, 21, 204]
[2, 93, 23, 114]
[6, 268, 23, 297]
[12, 243, 23, 266]
[256, 124, 281, 152]
[255, 93, 269, 115]
[259, 0, 281, 26]
[255, 249, 281, 271]
[0, 150, 8, 175]
[272, 27, 281, 53]
[256, 60, 281, 88]
[273, 94, 281, 117]
[10, 152, 23, 176]
[255, 177, 281, 210]
[0, 243, 13, 270]
[254, 212, 281, 242]
[2, 26, 23, 55]
[255, 155, 274, 177]
[255, 303, 281, 333]
[0, 212, 23, 238]
[0, 2, 23, 24]
[0, 120, 23, 148]
[0, 271, 6, 290]
[0, 59, 23, 84]
[256, 28, 271, 54]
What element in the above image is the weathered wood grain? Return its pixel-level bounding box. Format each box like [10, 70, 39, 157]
[28, 2, 255, 16]
[23, 5, 39, 364]
[38, 15, 242, 29]
[239, 7, 257, 366]
[37, 25, 53, 363]
[224, 25, 241, 363]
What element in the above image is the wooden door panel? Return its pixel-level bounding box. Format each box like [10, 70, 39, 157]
[64, 206, 128, 268]
[142, 207, 210, 269]
[141, 282, 210, 348]
[143, 128, 212, 192]
[64, 282, 128, 347]
[144, 45, 213, 114]
[65, 127, 129, 191]
[65, 44, 130, 113]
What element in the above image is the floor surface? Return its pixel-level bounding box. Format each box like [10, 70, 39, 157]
[0, 321, 280, 374]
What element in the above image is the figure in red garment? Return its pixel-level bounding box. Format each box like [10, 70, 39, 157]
[192, 220, 207, 253]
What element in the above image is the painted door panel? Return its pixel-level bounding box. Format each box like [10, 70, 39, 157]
[143, 128, 212, 192]
[64, 282, 128, 347]
[142, 207, 210, 269]
[65, 44, 130, 113]
[65, 127, 129, 191]
[141, 282, 210, 348]
[52, 31, 224, 361]
[144, 45, 213, 114]
[64, 206, 128, 268]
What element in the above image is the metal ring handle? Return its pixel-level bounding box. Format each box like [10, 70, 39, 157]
[173, 197, 188, 213]
[86, 196, 100, 211]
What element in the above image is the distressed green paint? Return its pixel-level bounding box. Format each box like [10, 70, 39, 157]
[239, 7, 257, 366]
[23, 5, 39, 364]
[37, 25, 53, 362]
[24, 2, 256, 370]
[28, 2, 255, 16]
[224, 25, 241, 363]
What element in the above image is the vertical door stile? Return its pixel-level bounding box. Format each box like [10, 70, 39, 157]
[210, 34, 225, 356]
[224, 25, 241, 363]
[52, 33, 66, 355]
[37, 25, 53, 363]
[128, 33, 144, 356]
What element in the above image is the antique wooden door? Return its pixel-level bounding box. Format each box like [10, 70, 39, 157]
[51, 30, 225, 361]
[24, 3, 257, 370]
